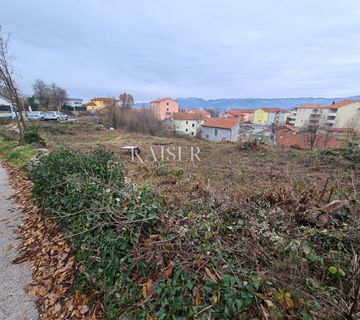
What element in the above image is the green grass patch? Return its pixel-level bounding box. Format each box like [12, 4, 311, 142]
[0, 140, 37, 168]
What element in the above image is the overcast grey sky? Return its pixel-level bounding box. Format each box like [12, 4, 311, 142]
[2, 0, 360, 102]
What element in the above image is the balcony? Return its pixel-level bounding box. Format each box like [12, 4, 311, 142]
[310, 113, 321, 120]
[309, 119, 319, 124]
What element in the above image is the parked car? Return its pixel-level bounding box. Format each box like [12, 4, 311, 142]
[44, 111, 68, 121]
[26, 111, 46, 121]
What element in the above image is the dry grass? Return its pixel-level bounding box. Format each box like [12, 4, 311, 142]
[25, 121, 360, 319]
[36, 121, 360, 201]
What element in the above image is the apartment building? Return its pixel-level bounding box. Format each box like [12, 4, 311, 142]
[291, 100, 360, 129]
[150, 98, 179, 120]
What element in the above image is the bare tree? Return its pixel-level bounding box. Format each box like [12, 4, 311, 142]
[33, 79, 50, 107]
[302, 117, 327, 150]
[0, 26, 26, 138]
[119, 92, 134, 112]
[33, 79, 68, 110]
[48, 82, 67, 110]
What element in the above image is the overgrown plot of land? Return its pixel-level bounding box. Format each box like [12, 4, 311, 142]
[1, 122, 360, 319]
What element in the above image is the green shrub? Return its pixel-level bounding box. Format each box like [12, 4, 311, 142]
[0, 140, 37, 168]
[31, 149, 264, 319]
[32, 149, 165, 318]
[28, 146, 359, 320]
[24, 126, 46, 147]
[321, 147, 360, 168]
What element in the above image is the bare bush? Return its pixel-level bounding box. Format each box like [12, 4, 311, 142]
[97, 105, 166, 136]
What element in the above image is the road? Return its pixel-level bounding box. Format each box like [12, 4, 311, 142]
[0, 164, 38, 320]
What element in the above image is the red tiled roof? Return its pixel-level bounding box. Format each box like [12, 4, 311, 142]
[260, 107, 288, 112]
[296, 104, 325, 110]
[172, 112, 205, 121]
[185, 109, 211, 116]
[91, 97, 116, 102]
[84, 102, 96, 107]
[295, 100, 357, 110]
[328, 100, 355, 108]
[201, 118, 239, 129]
[151, 98, 177, 103]
[226, 109, 255, 116]
[276, 132, 344, 149]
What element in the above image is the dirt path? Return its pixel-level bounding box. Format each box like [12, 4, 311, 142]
[0, 164, 38, 320]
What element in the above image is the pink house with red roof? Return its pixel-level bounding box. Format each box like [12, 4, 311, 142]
[150, 98, 179, 120]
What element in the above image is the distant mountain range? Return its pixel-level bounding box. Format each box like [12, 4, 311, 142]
[135, 96, 360, 111]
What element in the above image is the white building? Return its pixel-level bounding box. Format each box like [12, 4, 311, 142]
[0, 95, 16, 119]
[201, 118, 240, 142]
[172, 112, 205, 136]
[292, 104, 326, 128]
[331, 100, 360, 129]
[291, 100, 360, 130]
[64, 98, 83, 109]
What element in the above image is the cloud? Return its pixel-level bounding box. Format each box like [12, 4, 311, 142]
[2, 0, 360, 101]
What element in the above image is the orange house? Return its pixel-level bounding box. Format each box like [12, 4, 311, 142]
[221, 109, 255, 123]
[150, 98, 179, 120]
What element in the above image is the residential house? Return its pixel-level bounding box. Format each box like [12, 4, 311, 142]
[84, 102, 96, 110]
[201, 118, 240, 142]
[86, 97, 117, 111]
[221, 109, 255, 123]
[150, 98, 179, 120]
[172, 112, 205, 136]
[185, 109, 211, 118]
[253, 108, 289, 126]
[292, 100, 360, 130]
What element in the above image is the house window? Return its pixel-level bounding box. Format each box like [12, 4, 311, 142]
[186, 121, 188, 124]
[192, 123, 195, 127]
[214, 129, 218, 136]
[167, 102, 169, 105]
[191, 132, 194, 136]
[167, 108, 169, 111]
[186, 128, 188, 132]
[206, 134, 209, 139]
